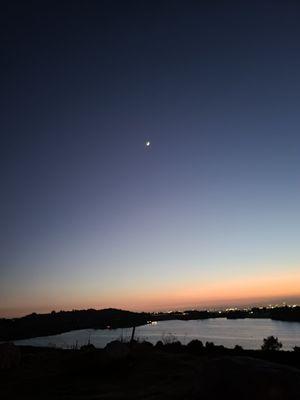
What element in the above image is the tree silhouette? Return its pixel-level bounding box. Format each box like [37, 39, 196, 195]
[234, 344, 243, 351]
[261, 336, 282, 351]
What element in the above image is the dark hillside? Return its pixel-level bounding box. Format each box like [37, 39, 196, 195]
[1, 343, 300, 399]
[0, 309, 148, 340]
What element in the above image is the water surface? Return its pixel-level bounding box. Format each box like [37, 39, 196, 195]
[14, 318, 300, 350]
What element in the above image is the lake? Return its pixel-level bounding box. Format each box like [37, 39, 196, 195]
[13, 318, 300, 350]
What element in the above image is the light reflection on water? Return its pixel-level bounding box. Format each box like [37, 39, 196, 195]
[14, 318, 300, 350]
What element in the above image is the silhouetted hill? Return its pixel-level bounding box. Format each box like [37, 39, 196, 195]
[270, 306, 300, 322]
[151, 306, 300, 322]
[0, 308, 148, 341]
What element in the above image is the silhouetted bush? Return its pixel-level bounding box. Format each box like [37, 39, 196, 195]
[140, 340, 153, 348]
[205, 341, 215, 350]
[132, 341, 154, 354]
[164, 341, 183, 353]
[105, 340, 130, 359]
[261, 336, 282, 351]
[187, 339, 204, 353]
[234, 345, 243, 351]
[80, 343, 96, 351]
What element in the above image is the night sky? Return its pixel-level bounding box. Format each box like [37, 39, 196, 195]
[1, 1, 300, 317]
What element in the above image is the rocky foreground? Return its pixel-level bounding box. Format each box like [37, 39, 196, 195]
[1, 342, 300, 399]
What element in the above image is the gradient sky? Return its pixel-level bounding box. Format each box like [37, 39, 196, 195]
[1, 1, 300, 317]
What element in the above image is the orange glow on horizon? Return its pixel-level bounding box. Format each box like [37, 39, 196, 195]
[84, 269, 300, 309]
[2, 269, 299, 317]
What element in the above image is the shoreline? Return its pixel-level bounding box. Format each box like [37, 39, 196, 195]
[1, 306, 300, 342]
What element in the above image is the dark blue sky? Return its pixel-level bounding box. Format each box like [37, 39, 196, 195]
[1, 1, 300, 316]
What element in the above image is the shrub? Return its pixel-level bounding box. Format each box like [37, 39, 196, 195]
[261, 336, 282, 351]
[165, 341, 182, 352]
[80, 343, 96, 351]
[205, 341, 215, 350]
[155, 340, 164, 349]
[234, 345, 243, 351]
[187, 339, 204, 353]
